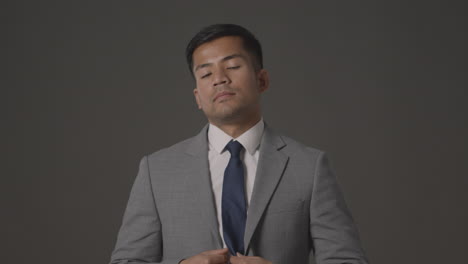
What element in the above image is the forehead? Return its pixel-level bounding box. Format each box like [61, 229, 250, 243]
[192, 36, 249, 65]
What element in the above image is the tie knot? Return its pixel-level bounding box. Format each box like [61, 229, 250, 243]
[225, 140, 243, 157]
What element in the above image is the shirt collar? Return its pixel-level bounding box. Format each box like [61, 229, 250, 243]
[208, 119, 264, 155]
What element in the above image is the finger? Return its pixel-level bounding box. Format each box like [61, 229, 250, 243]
[203, 248, 229, 255]
[207, 253, 229, 263]
[236, 252, 244, 257]
[230, 256, 239, 264]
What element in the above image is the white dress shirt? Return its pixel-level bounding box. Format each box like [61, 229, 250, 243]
[207, 119, 264, 248]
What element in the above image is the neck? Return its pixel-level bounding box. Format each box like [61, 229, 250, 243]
[210, 114, 262, 139]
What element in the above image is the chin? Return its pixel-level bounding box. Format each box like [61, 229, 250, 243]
[220, 105, 236, 116]
[210, 107, 243, 123]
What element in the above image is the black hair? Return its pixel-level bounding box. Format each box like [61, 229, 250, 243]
[185, 24, 263, 76]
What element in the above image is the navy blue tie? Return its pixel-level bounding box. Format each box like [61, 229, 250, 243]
[222, 140, 246, 255]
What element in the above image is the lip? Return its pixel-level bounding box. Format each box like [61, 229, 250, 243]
[213, 91, 235, 102]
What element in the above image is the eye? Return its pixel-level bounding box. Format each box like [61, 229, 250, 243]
[227, 66, 240, 70]
[200, 73, 212, 79]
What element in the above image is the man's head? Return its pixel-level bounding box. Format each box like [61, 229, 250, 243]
[186, 24, 263, 76]
[186, 24, 269, 128]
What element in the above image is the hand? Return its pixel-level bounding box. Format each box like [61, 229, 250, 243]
[230, 253, 272, 264]
[180, 248, 229, 264]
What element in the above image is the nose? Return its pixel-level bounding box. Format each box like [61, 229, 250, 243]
[213, 68, 229, 87]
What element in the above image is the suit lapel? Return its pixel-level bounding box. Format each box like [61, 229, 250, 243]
[183, 124, 289, 252]
[185, 125, 223, 248]
[244, 126, 289, 253]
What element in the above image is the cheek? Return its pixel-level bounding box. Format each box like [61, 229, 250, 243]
[196, 89, 211, 104]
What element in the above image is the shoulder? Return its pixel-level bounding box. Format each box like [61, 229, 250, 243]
[280, 134, 325, 161]
[145, 135, 200, 162]
[141, 124, 208, 161]
[264, 126, 325, 160]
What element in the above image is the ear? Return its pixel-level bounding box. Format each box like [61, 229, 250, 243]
[257, 69, 270, 93]
[193, 88, 202, 109]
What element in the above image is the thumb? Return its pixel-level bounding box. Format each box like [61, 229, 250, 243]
[236, 252, 245, 257]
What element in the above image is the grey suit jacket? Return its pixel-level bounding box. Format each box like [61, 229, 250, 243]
[110, 125, 369, 264]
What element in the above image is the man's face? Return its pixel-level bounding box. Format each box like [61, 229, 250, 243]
[192, 36, 269, 125]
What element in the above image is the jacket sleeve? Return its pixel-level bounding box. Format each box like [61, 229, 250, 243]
[310, 152, 370, 264]
[109, 156, 182, 264]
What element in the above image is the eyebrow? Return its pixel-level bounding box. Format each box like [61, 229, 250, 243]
[194, 54, 245, 72]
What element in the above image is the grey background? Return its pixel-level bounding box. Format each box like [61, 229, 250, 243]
[4, 1, 467, 264]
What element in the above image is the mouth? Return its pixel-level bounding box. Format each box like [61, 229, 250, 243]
[213, 91, 235, 102]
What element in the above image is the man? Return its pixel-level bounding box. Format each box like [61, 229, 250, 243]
[110, 24, 369, 264]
